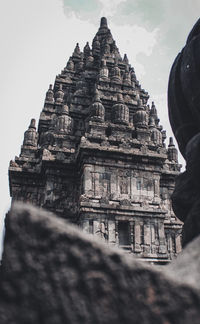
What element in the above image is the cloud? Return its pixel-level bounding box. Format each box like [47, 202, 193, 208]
[116, 0, 164, 29]
[62, 0, 102, 21]
[98, 0, 126, 17]
[62, 0, 127, 21]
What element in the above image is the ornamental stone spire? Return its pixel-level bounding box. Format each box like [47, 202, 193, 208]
[9, 17, 182, 264]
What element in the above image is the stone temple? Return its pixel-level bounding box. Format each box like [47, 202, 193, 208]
[9, 17, 182, 264]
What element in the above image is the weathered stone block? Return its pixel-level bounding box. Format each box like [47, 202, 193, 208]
[0, 203, 200, 324]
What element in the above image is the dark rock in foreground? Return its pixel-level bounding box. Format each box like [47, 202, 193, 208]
[0, 203, 200, 324]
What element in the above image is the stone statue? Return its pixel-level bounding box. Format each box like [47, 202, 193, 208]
[168, 18, 200, 247]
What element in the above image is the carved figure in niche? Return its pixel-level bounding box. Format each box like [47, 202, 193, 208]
[120, 177, 128, 194]
[95, 222, 108, 240]
[99, 173, 111, 196]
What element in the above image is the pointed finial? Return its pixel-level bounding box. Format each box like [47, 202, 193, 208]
[123, 54, 129, 64]
[29, 119, 36, 129]
[100, 17, 108, 28]
[45, 84, 54, 103]
[84, 42, 91, 56]
[93, 88, 101, 102]
[73, 43, 81, 56]
[150, 101, 157, 115]
[23, 118, 37, 147]
[169, 137, 175, 147]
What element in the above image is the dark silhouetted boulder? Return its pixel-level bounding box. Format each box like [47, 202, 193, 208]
[0, 203, 200, 324]
[168, 18, 200, 158]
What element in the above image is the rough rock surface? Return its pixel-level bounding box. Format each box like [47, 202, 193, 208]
[172, 133, 200, 246]
[168, 17, 200, 246]
[0, 203, 200, 324]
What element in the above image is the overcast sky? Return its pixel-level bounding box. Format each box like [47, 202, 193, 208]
[1, 0, 200, 251]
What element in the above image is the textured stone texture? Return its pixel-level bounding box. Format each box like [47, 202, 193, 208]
[0, 203, 200, 324]
[9, 17, 182, 264]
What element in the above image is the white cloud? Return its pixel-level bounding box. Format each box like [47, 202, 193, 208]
[99, 0, 126, 17]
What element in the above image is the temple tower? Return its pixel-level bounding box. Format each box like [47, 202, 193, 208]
[9, 18, 182, 264]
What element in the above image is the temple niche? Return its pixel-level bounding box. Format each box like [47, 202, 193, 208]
[9, 17, 182, 264]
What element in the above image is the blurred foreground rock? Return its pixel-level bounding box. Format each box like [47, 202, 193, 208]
[168, 17, 200, 246]
[0, 203, 200, 324]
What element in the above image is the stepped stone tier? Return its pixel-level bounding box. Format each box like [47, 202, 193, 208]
[9, 17, 182, 264]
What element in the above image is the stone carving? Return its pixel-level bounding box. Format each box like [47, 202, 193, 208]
[55, 84, 64, 104]
[149, 117, 162, 145]
[55, 104, 73, 134]
[90, 89, 105, 122]
[45, 84, 54, 103]
[9, 17, 182, 264]
[134, 99, 148, 128]
[112, 93, 129, 125]
[23, 119, 38, 147]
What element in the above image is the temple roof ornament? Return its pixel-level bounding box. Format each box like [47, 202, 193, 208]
[123, 70, 132, 86]
[112, 62, 122, 83]
[134, 99, 148, 128]
[23, 119, 37, 147]
[90, 89, 105, 122]
[99, 59, 109, 80]
[92, 36, 100, 56]
[168, 137, 178, 162]
[113, 93, 129, 125]
[55, 106, 72, 134]
[84, 42, 91, 57]
[66, 58, 74, 71]
[150, 101, 159, 125]
[149, 117, 162, 145]
[73, 43, 81, 57]
[123, 54, 129, 64]
[45, 84, 54, 103]
[100, 17, 108, 28]
[86, 51, 94, 67]
[55, 84, 64, 104]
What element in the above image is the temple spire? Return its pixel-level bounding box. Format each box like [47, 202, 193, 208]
[100, 17, 108, 28]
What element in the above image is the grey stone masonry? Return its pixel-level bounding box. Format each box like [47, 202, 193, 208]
[9, 17, 182, 264]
